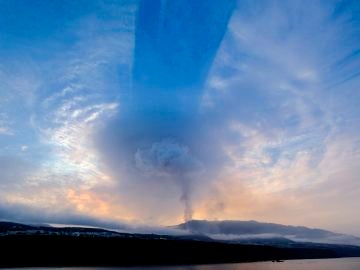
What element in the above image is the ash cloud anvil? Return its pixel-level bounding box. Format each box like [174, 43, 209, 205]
[97, 0, 236, 221]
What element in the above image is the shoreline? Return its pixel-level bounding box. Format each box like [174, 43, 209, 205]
[1, 235, 359, 268]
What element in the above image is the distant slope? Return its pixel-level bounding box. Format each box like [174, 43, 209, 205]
[0, 221, 35, 232]
[174, 220, 360, 246]
[0, 221, 120, 236]
[0, 221, 211, 241]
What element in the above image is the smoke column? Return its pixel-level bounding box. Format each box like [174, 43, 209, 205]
[180, 182, 193, 222]
[135, 140, 201, 222]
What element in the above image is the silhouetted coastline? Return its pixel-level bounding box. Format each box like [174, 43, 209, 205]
[1, 234, 360, 267]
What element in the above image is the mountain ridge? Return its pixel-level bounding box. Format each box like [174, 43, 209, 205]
[174, 219, 360, 246]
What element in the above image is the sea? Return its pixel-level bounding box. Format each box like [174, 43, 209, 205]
[10, 257, 360, 269]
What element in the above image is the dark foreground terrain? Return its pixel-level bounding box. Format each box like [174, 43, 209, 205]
[1, 221, 360, 267]
[1, 235, 360, 267]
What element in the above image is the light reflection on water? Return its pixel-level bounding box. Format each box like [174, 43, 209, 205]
[9, 258, 360, 270]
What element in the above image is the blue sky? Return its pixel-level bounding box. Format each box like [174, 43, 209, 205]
[0, 0, 360, 235]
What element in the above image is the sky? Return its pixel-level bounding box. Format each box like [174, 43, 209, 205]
[0, 0, 360, 235]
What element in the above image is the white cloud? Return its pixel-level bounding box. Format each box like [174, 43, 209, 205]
[0, 113, 13, 135]
[0, 1, 137, 222]
[196, 0, 360, 234]
[0, 127, 12, 135]
[21, 145, 28, 151]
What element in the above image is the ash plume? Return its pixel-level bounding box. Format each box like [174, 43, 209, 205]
[135, 139, 202, 222]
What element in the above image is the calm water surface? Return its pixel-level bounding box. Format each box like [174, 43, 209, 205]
[13, 257, 360, 270]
